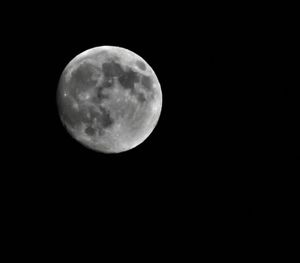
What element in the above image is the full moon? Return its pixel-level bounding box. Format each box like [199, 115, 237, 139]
[57, 46, 162, 153]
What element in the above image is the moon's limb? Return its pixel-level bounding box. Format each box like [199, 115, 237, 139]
[58, 46, 162, 153]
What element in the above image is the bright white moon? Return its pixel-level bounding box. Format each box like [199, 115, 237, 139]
[57, 46, 162, 153]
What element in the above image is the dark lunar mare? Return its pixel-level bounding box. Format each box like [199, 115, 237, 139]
[118, 69, 140, 91]
[135, 92, 146, 103]
[72, 62, 100, 86]
[101, 60, 124, 77]
[135, 60, 146, 71]
[141, 75, 153, 91]
[96, 59, 155, 105]
[85, 126, 96, 136]
[89, 106, 114, 130]
[98, 106, 114, 128]
[96, 88, 109, 101]
[96, 60, 142, 103]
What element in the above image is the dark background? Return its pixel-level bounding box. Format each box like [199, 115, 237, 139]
[2, 2, 291, 256]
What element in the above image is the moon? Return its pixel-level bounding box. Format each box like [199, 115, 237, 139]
[57, 46, 162, 153]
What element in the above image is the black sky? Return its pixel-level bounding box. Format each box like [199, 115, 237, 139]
[2, 3, 290, 250]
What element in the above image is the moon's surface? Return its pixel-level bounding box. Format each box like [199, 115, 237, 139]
[57, 46, 162, 153]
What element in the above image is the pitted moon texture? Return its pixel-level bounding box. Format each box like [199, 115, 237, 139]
[58, 46, 162, 153]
